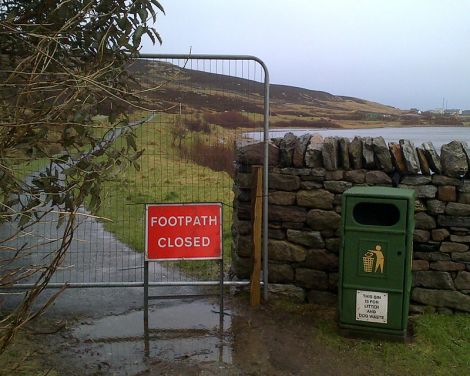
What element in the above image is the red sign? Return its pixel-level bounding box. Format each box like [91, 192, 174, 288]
[145, 203, 222, 261]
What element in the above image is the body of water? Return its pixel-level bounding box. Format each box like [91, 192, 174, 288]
[246, 126, 470, 151]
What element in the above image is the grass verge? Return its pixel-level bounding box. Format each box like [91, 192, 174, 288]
[0, 330, 59, 376]
[93, 113, 235, 278]
[270, 299, 470, 376]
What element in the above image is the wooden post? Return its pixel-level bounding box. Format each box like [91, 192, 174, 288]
[250, 165, 263, 307]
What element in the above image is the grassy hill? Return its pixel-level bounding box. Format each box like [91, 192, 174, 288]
[127, 58, 404, 129]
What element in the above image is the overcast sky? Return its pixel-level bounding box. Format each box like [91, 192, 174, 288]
[142, 0, 470, 111]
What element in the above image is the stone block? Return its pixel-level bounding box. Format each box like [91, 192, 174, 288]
[458, 180, 470, 193]
[451, 252, 470, 262]
[446, 202, 470, 216]
[412, 260, 430, 271]
[414, 242, 440, 252]
[269, 263, 294, 283]
[412, 288, 470, 312]
[236, 189, 251, 202]
[458, 192, 470, 204]
[237, 202, 251, 220]
[268, 228, 286, 240]
[414, 229, 430, 243]
[281, 222, 304, 230]
[296, 189, 334, 209]
[236, 141, 280, 166]
[440, 242, 469, 253]
[328, 273, 339, 291]
[236, 235, 253, 257]
[293, 134, 311, 168]
[322, 137, 339, 171]
[325, 238, 340, 253]
[304, 249, 338, 271]
[416, 147, 431, 175]
[344, 170, 366, 183]
[268, 240, 306, 262]
[415, 199, 427, 212]
[269, 191, 296, 206]
[362, 137, 375, 169]
[306, 209, 341, 230]
[231, 250, 252, 279]
[373, 136, 394, 172]
[422, 142, 441, 173]
[399, 184, 437, 199]
[438, 215, 470, 227]
[300, 181, 323, 190]
[325, 170, 344, 181]
[321, 229, 335, 238]
[429, 261, 465, 272]
[269, 205, 307, 223]
[413, 252, 450, 262]
[305, 134, 324, 168]
[236, 172, 252, 188]
[413, 271, 454, 289]
[427, 200, 446, 215]
[338, 137, 350, 170]
[365, 170, 392, 185]
[441, 141, 468, 177]
[279, 132, 297, 167]
[269, 173, 301, 191]
[438, 186, 457, 202]
[286, 229, 324, 248]
[323, 180, 352, 193]
[279, 167, 311, 176]
[414, 212, 436, 230]
[295, 268, 328, 290]
[349, 136, 363, 169]
[389, 142, 407, 173]
[409, 304, 436, 314]
[401, 176, 432, 185]
[400, 139, 420, 174]
[431, 228, 450, 242]
[234, 219, 252, 236]
[432, 175, 461, 186]
[450, 234, 470, 243]
[455, 271, 470, 290]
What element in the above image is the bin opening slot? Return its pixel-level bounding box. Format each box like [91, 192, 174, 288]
[353, 202, 400, 226]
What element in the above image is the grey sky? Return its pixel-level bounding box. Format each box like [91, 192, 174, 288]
[142, 0, 470, 110]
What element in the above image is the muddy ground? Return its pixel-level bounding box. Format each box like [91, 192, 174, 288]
[11, 288, 383, 376]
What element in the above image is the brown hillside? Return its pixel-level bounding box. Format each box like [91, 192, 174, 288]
[127, 59, 402, 128]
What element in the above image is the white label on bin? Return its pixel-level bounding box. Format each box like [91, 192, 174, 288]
[355, 290, 388, 324]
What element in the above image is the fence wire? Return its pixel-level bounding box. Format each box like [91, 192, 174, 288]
[2, 55, 268, 288]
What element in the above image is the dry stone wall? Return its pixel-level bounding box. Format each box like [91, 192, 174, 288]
[232, 133, 470, 313]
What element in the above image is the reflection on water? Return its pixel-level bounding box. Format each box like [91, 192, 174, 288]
[245, 126, 470, 151]
[69, 299, 231, 375]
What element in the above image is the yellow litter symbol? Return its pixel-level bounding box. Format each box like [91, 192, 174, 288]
[362, 245, 384, 273]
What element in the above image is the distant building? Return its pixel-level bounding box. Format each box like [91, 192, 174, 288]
[444, 109, 462, 115]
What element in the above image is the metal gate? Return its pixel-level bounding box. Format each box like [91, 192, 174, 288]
[3, 54, 270, 299]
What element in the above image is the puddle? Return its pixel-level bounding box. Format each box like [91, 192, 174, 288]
[67, 299, 232, 375]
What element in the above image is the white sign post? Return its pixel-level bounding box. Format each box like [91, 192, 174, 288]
[355, 290, 388, 324]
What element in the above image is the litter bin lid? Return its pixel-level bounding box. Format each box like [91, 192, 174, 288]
[343, 186, 415, 200]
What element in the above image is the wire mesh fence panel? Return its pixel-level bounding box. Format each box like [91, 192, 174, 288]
[2, 55, 268, 287]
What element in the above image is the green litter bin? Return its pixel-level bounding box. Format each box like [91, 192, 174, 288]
[338, 186, 415, 338]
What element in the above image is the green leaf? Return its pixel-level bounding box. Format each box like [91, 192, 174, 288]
[132, 25, 145, 47]
[18, 213, 31, 228]
[138, 8, 148, 22]
[150, 0, 165, 14]
[126, 134, 137, 151]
